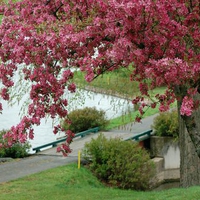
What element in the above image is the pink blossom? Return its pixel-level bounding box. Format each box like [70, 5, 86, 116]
[68, 83, 76, 93]
[180, 96, 193, 116]
[29, 129, 34, 139]
[135, 116, 142, 123]
[66, 130, 75, 144]
[150, 102, 157, 109]
[159, 104, 170, 112]
[85, 72, 94, 82]
[1, 88, 9, 100]
[0, 103, 2, 113]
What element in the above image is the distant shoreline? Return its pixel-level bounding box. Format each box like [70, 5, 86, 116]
[80, 85, 133, 101]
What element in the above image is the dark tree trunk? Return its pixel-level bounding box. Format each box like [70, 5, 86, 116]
[178, 101, 200, 187]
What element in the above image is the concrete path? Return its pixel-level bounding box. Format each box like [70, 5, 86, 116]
[0, 114, 157, 184]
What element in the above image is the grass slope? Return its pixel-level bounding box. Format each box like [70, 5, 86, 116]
[73, 69, 166, 99]
[0, 163, 199, 200]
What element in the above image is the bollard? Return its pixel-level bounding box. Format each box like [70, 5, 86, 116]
[78, 150, 81, 169]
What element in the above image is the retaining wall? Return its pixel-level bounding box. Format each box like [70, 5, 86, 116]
[150, 136, 180, 188]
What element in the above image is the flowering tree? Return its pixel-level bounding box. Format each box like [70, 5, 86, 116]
[0, 0, 200, 187]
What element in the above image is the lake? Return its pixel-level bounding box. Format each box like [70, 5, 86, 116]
[0, 89, 133, 152]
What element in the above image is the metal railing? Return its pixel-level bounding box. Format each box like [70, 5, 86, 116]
[124, 129, 153, 141]
[33, 128, 153, 153]
[32, 127, 99, 153]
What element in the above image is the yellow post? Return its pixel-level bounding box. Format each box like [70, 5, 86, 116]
[107, 76, 110, 85]
[78, 150, 81, 169]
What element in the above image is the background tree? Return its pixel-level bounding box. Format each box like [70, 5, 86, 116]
[0, 0, 200, 187]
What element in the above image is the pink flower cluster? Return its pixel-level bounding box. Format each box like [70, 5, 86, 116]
[180, 96, 194, 116]
[3, 116, 33, 146]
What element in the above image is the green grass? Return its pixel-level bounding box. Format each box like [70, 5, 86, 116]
[106, 103, 176, 130]
[74, 69, 147, 98]
[105, 105, 160, 130]
[73, 69, 167, 99]
[0, 163, 199, 200]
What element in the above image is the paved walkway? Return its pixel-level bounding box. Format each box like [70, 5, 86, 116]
[0, 114, 157, 184]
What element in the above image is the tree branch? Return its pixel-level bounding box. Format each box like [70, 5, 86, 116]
[92, 63, 116, 81]
[52, 3, 63, 19]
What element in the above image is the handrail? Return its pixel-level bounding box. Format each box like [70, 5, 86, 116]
[32, 127, 99, 153]
[124, 129, 153, 141]
[33, 128, 153, 153]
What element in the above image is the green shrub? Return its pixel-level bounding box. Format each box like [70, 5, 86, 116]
[82, 134, 155, 190]
[0, 130, 31, 158]
[62, 107, 109, 133]
[152, 110, 179, 138]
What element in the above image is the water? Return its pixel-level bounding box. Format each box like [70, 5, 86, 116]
[0, 89, 133, 152]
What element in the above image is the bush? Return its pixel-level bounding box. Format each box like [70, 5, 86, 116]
[62, 107, 109, 133]
[152, 110, 179, 138]
[0, 130, 31, 158]
[82, 134, 155, 190]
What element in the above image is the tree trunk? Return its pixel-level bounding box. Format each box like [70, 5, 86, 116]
[178, 102, 200, 187]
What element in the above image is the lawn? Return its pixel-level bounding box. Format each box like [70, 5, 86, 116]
[73, 68, 167, 99]
[0, 163, 199, 200]
[105, 102, 177, 130]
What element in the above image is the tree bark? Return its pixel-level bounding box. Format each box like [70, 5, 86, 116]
[178, 102, 200, 187]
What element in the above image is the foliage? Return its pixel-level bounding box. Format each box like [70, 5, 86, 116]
[62, 107, 108, 133]
[0, 130, 31, 158]
[83, 134, 155, 190]
[152, 110, 179, 138]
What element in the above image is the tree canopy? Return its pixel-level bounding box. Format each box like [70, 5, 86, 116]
[0, 0, 200, 156]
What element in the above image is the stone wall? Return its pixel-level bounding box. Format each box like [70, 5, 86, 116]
[150, 136, 180, 169]
[150, 136, 180, 188]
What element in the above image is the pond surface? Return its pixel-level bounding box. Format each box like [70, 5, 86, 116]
[0, 89, 133, 152]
